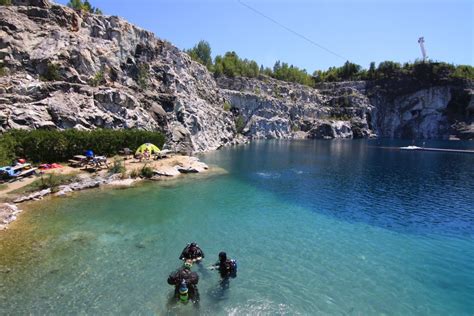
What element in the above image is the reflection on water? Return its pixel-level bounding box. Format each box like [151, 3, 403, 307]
[1, 139, 473, 315]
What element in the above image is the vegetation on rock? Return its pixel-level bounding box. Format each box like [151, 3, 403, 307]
[137, 64, 150, 89]
[186, 41, 474, 87]
[67, 0, 102, 14]
[40, 62, 61, 81]
[235, 115, 246, 134]
[186, 40, 213, 70]
[89, 70, 105, 86]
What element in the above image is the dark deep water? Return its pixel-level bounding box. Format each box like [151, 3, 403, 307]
[1, 139, 473, 315]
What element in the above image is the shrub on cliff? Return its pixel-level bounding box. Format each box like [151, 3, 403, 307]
[0, 0, 11, 6]
[67, 0, 102, 14]
[235, 115, 246, 134]
[451, 65, 474, 80]
[137, 64, 150, 89]
[40, 62, 61, 81]
[0, 129, 165, 164]
[89, 70, 105, 86]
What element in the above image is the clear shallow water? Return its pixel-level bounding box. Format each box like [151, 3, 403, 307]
[1, 140, 473, 315]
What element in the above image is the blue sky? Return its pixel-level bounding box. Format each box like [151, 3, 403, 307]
[55, 0, 473, 72]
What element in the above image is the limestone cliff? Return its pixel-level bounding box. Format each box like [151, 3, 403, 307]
[218, 76, 374, 140]
[0, 0, 236, 152]
[1, 0, 473, 152]
[218, 76, 473, 141]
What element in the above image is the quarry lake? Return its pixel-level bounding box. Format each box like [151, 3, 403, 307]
[1, 140, 473, 315]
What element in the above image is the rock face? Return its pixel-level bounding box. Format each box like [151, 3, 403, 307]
[218, 76, 375, 140]
[218, 76, 473, 140]
[0, 1, 235, 152]
[1, 1, 472, 146]
[370, 82, 474, 140]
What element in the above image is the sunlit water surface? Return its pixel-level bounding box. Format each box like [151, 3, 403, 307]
[1, 140, 473, 315]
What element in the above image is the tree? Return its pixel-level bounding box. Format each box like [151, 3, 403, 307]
[376, 61, 401, 79]
[186, 40, 212, 70]
[340, 61, 362, 80]
[366, 61, 376, 80]
[67, 0, 102, 14]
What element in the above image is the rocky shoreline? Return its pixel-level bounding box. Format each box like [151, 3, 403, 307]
[0, 155, 212, 231]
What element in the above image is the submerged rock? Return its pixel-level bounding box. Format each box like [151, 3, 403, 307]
[0, 203, 22, 230]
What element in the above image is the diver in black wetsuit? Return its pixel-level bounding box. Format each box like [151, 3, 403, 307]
[167, 261, 200, 303]
[211, 251, 237, 280]
[179, 242, 205, 263]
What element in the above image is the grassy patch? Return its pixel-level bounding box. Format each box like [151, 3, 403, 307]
[8, 173, 78, 195]
[140, 165, 154, 179]
[0, 183, 8, 191]
[109, 156, 126, 174]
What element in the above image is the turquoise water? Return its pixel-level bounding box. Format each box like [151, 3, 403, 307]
[1, 140, 473, 315]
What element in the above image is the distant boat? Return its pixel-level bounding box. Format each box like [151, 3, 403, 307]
[400, 146, 421, 150]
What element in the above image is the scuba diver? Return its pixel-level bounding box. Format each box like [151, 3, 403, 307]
[167, 260, 200, 303]
[210, 251, 237, 279]
[179, 242, 205, 263]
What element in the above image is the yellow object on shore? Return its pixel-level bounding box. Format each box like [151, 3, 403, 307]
[135, 143, 160, 155]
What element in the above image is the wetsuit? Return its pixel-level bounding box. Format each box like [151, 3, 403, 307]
[213, 259, 237, 279]
[167, 267, 199, 302]
[179, 244, 205, 261]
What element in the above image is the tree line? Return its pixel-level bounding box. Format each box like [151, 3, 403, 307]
[0, 129, 165, 165]
[67, 0, 102, 14]
[186, 40, 474, 87]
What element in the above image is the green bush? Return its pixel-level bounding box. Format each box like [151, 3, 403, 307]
[89, 70, 105, 87]
[0, 129, 165, 164]
[40, 62, 61, 81]
[0, 133, 16, 166]
[451, 65, 474, 80]
[0, 0, 12, 6]
[67, 0, 102, 14]
[109, 156, 126, 174]
[140, 164, 154, 179]
[186, 40, 212, 70]
[130, 168, 140, 179]
[235, 115, 245, 134]
[137, 64, 149, 89]
[223, 102, 231, 111]
[0, 64, 8, 76]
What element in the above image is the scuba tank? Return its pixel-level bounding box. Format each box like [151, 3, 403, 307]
[178, 279, 189, 303]
[230, 259, 237, 272]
